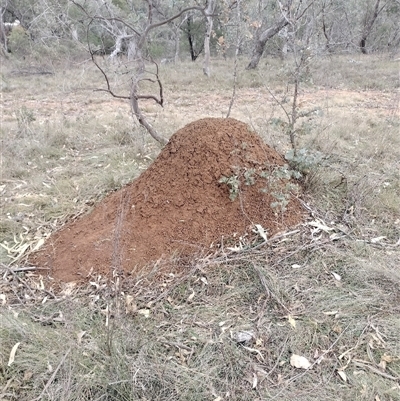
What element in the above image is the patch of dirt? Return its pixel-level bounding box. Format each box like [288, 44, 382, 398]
[30, 118, 305, 283]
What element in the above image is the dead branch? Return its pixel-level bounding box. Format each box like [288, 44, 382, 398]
[72, 1, 206, 144]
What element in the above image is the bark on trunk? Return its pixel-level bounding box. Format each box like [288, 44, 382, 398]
[203, 0, 216, 76]
[321, 6, 333, 52]
[174, 25, 181, 63]
[0, 7, 8, 55]
[359, 0, 384, 54]
[173, 15, 187, 64]
[246, 15, 290, 70]
[185, 16, 203, 61]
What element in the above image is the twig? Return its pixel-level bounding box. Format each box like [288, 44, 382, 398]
[2, 265, 37, 298]
[85, 19, 130, 101]
[252, 263, 291, 313]
[263, 335, 289, 380]
[269, 325, 349, 400]
[146, 264, 199, 307]
[0, 266, 49, 273]
[353, 360, 400, 381]
[31, 348, 71, 401]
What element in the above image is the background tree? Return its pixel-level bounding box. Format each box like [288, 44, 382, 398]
[0, 5, 9, 54]
[182, 13, 205, 61]
[246, 0, 314, 69]
[2, 0, 399, 107]
[71, 0, 206, 144]
[359, 0, 387, 53]
[203, 0, 216, 76]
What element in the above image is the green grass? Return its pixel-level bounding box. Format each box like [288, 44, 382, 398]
[1, 53, 400, 400]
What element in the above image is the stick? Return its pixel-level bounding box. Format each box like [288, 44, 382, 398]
[31, 348, 71, 401]
[353, 360, 400, 381]
[0, 266, 49, 273]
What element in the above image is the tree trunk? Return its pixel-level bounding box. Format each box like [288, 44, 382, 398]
[246, 15, 290, 70]
[0, 7, 9, 55]
[203, 0, 216, 76]
[359, 37, 368, 54]
[173, 15, 187, 64]
[174, 24, 181, 63]
[281, 26, 289, 58]
[186, 16, 197, 61]
[359, 0, 384, 54]
[321, 4, 333, 52]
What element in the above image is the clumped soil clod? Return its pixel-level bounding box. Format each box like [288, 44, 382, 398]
[31, 118, 305, 282]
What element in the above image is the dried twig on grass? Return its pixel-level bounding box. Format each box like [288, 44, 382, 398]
[0, 265, 49, 273]
[353, 360, 400, 381]
[269, 325, 350, 401]
[252, 262, 291, 313]
[145, 264, 200, 308]
[31, 348, 71, 401]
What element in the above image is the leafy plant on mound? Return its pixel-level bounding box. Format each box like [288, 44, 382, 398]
[219, 163, 302, 212]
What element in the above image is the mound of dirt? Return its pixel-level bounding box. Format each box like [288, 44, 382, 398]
[30, 118, 305, 282]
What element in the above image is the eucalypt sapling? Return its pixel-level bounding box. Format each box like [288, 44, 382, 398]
[219, 164, 301, 212]
[218, 175, 240, 201]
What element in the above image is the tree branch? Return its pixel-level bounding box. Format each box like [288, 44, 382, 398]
[71, 0, 141, 36]
[144, 5, 206, 35]
[85, 19, 129, 100]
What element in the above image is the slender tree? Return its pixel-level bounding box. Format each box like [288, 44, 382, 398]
[203, 0, 216, 76]
[0, 6, 9, 55]
[359, 0, 387, 53]
[72, 0, 205, 144]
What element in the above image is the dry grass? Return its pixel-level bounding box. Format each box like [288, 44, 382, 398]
[1, 53, 399, 400]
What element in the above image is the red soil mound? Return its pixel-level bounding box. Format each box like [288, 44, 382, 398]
[30, 118, 304, 282]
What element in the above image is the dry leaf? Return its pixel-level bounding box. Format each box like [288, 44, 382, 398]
[187, 290, 195, 302]
[243, 346, 264, 361]
[337, 370, 347, 382]
[231, 330, 254, 343]
[138, 309, 150, 318]
[254, 224, 268, 241]
[287, 315, 296, 329]
[0, 294, 6, 306]
[252, 372, 258, 389]
[32, 237, 45, 251]
[77, 331, 86, 344]
[290, 354, 311, 369]
[61, 282, 76, 296]
[323, 310, 339, 315]
[369, 333, 385, 349]
[255, 338, 263, 347]
[227, 244, 243, 252]
[331, 271, 342, 281]
[23, 370, 33, 381]
[125, 295, 137, 314]
[8, 342, 21, 366]
[380, 353, 394, 363]
[371, 236, 386, 243]
[308, 220, 333, 233]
